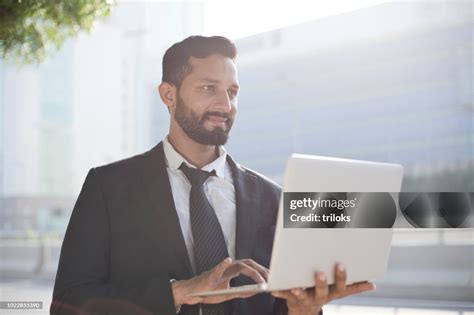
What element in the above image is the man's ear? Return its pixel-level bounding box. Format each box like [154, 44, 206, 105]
[158, 82, 177, 111]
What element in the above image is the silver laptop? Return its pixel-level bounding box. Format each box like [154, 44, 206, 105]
[189, 154, 403, 297]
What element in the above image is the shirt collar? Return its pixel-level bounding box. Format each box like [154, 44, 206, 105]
[163, 136, 227, 178]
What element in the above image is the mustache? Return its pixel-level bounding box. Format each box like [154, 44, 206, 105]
[202, 111, 231, 120]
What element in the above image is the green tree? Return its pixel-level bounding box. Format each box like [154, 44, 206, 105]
[0, 0, 113, 65]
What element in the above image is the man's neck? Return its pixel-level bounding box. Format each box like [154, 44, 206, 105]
[168, 132, 219, 169]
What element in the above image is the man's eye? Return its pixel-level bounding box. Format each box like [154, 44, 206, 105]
[228, 89, 238, 98]
[202, 85, 214, 91]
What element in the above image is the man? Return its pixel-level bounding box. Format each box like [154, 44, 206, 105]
[51, 36, 374, 315]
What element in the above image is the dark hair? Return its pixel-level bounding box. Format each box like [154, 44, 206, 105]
[162, 35, 237, 87]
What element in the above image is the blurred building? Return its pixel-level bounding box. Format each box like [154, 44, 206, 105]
[228, 1, 473, 192]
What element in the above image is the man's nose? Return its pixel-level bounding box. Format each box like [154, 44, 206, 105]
[214, 90, 232, 112]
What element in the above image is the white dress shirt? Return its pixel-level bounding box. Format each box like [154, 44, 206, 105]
[163, 137, 236, 274]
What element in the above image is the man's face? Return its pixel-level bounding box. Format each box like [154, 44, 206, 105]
[173, 54, 239, 145]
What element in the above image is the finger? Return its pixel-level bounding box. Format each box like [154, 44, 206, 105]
[314, 272, 329, 304]
[237, 263, 266, 283]
[271, 290, 293, 300]
[290, 288, 310, 302]
[212, 257, 233, 279]
[329, 281, 376, 300]
[221, 262, 244, 280]
[223, 262, 266, 284]
[236, 292, 258, 299]
[202, 291, 258, 304]
[334, 263, 347, 293]
[345, 281, 376, 295]
[239, 259, 270, 282]
[224, 291, 258, 300]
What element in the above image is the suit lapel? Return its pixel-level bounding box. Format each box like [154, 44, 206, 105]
[138, 145, 260, 278]
[227, 155, 260, 260]
[141, 142, 194, 279]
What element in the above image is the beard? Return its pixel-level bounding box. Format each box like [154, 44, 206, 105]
[174, 94, 234, 145]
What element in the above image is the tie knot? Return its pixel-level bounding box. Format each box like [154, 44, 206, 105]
[179, 163, 215, 187]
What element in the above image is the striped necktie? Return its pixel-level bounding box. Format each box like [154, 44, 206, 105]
[180, 163, 231, 315]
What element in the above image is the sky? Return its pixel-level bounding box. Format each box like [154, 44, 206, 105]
[202, 0, 392, 39]
[118, 0, 393, 39]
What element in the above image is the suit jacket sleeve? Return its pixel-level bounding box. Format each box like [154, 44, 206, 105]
[51, 168, 176, 315]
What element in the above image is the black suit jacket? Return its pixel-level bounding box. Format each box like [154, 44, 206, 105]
[51, 142, 287, 315]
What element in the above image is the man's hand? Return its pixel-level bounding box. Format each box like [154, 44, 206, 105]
[271, 263, 376, 315]
[171, 257, 269, 310]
